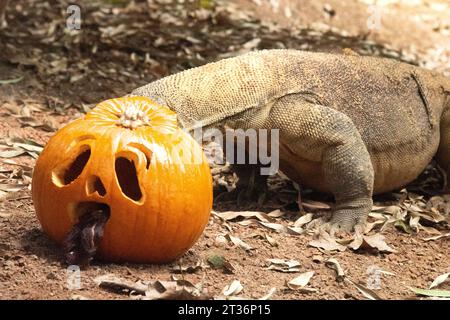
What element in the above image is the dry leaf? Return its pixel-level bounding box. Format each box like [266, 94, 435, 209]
[309, 232, 347, 252]
[264, 233, 278, 247]
[258, 221, 288, 233]
[422, 233, 450, 241]
[419, 225, 443, 235]
[267, 209, 285, 218]
[266, 258, 301, 273]
[287, 226, 305, 235]
[286, 271, 315, 291]
[0, 183, 27, 192]
[213, 210, 273, 223]
[345, 278, 382, 300]
[259, 287, 276, 300]
[430, 272, 450, 289]
[302, 200, 331, 210]
[170, 259, 206, 274]
[364, 234, 397, 253]
[0, 76, 24, 84]
[349, 234, 397, 253]
[226, 234, 254, 252]
[293, 213, 313, 227]
[0, 148, 26, 158]
[222, 280, 243, 296]
[94, 274, 147, 295]
[408, 287, 450, 298]
[325, 258, 345, 282]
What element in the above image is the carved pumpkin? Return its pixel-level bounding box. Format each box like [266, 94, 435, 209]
[32, 96, 213, 263]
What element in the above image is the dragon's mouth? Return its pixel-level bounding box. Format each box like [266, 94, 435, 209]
[64, 202, 110, 268]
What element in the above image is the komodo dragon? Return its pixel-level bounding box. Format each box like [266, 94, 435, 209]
[131, 49, 450, 234]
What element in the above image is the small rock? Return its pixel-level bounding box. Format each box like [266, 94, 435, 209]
[214, 235, 228, 247]
[46, 272, 59, 280]
[323, 4, 336, 17]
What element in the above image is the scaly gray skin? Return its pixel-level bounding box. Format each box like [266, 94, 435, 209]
[132, 49, 450, 233]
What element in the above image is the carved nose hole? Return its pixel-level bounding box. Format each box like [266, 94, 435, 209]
[86, 175, 107, 197]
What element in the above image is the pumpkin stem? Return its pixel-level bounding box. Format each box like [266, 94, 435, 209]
[117, 105, 150, 129]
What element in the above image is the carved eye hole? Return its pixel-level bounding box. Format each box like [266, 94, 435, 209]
[115, 157, 142, 201]
[53, 146, 91, 186]
[128, 143, 152, 169]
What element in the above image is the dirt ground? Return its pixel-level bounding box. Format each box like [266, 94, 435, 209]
[0, 0, 449, 300]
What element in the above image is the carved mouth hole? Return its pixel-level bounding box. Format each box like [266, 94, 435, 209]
[62, 148, 91, 185]
[115, 157, 142, 201]
[73, 202, 110, 221]
[87, 175, 107, 197]
[65, 202, 110, 267]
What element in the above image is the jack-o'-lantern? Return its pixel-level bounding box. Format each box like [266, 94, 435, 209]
[32, 96, 212, 263]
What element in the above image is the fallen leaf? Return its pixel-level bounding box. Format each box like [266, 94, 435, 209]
[286, 271, 315, 291]
[364, 220, 385, 233]
[213, 210, 274, 222]
[145, 279, 207, 300]
[264, 233, 278, 247]
[419, 225, 443, 235]
[408, 287, 450, 298]
[267, 209, 285, 218]
[325, 258, 345, 282]
[422, 233, 450, 241]
[362, 234, 397, 253]
[94, 274, 147, 295]
[0, 183, 27, 192]
[258, 221, 288, 233]
[349, 234, 397, 253]
[309, 232, 347, 252]
[222, 280, 243, 296]
[225, 234, 254, 253]
[347, 233, 364, 250]
[430, 272, 450, 289]
[13, 142, 43, 153]
[293, 213, 313, 227]
[302, 200, 331, 210]
[287, 226, 305, 235]
[394, 219, 413, 234]
[410, 209, 447, 224]
[266, 258, 301, 273]
[259, 287, 276, 300]
[170, 259, 206, 274]
[345, 278, 382, 300]
[0, 159, 33, 170]
[409, 216, 421, 232]
[18, 116, 56, 132]
[0, 148, 26, 158]
[0, 76, 24, 84]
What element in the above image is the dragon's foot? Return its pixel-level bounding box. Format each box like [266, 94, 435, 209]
[308, 206, 368, 238]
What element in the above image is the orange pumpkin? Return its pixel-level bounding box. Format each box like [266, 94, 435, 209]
[32, 96, 212, 263]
